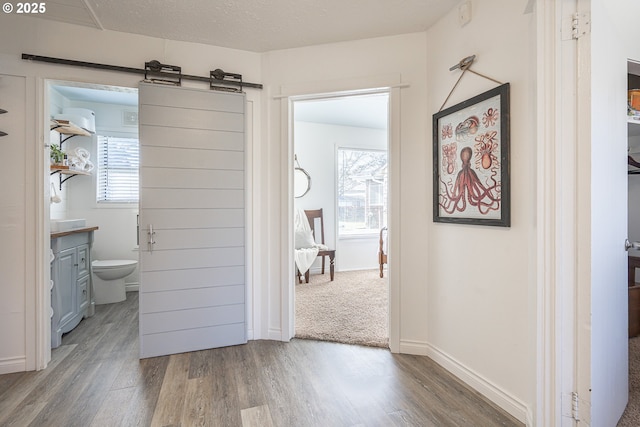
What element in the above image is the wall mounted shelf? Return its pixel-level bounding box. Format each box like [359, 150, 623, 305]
[51, 119, 91, 136]
[50, 119, 92, 190]
[50, 119, 91, 149]
[50, 165, 90, 190]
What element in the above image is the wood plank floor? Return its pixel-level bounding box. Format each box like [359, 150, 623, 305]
[0, 292, 523, 426]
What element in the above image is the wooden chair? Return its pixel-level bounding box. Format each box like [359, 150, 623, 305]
[298, 209, 335, 283]
[379, 227, 388, 278]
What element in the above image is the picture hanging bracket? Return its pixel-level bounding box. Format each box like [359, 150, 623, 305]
[439, 55, 505, 112]
[144, 60, 182, 86]
[210, 69, 243, 92]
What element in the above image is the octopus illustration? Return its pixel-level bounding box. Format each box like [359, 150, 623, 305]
[482, 107, 499, 127]
[441, 142, 457, 174]
[439, 146, 501, 215]
[441, 123, 453, 140]
[474, 131, 499, 170]
[455, 116, 479, 141]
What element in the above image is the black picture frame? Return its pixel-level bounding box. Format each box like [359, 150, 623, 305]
[433, 83, 510, 227]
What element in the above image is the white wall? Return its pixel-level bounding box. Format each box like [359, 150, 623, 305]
[425, 0, 533, 420]
[0, 73, 31, 374]
[264, 3, 533, 420]
[48, 87, 69, 218]
[294, 121, 387, 272]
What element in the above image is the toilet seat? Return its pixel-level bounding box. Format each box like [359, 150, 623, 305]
[93, 259, 137, 269]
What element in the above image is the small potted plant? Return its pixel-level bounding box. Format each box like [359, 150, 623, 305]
[50, 144, 65, 165]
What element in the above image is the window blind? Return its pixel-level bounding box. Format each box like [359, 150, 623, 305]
[96, 135, 139, 203]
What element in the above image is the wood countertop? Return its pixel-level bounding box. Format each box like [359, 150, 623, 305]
[51, 226, 99, 239]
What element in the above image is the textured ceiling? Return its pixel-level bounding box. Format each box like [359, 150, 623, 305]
[33, 0, 459, 52]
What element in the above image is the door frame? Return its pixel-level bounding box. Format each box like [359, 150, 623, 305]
[535, 0, 582, 424]
[34, 77, 259, 366]
[277, 75, 403, 351]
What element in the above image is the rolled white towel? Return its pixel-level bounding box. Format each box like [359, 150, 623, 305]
[83, 160, 94, 172]
[67, 155, 86, 170]
[73, 147, 90, 160]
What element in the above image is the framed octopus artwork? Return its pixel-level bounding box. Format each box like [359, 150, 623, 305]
[433, 83, 510, 227]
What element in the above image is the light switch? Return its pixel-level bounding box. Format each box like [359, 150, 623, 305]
[458, 1, 472, 27]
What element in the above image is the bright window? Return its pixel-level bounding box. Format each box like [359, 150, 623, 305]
[96, 135, 139, 203]
[337, 148, 387, 236]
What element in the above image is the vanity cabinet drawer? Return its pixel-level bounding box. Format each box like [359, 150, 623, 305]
[78, 275, 89, 312]
[77, 244, 90, 278]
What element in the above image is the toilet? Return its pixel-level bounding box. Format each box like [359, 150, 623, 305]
[92, 259, 137, 304]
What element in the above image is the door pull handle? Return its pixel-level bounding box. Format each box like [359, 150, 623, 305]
[148, 225, 156, 253]
[626, 239, 640, 251]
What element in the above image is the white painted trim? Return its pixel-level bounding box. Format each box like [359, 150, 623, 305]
[535, 1, 560, 424]
[268, 328, 283, 341]
[245, 99, 255, 343]
[248, 95, 264, 341]
[398, 339, 429, 355]
[125, 283, 139, 292]
[36, 77, 50, 371]
[276, 73, 407, 99]
[535, 1, 582, 425]
[34, 77, 50, 371]
[425, 343, 528, 424]
[271, 82, 410, 99]
[281, 96, 295, 341]
[0, 357, 27, 375]
[388, 86, 401, 354]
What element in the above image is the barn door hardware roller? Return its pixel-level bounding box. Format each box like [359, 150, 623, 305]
[144, 60, 182, 86]
[21, 53, 263, 90]
[210, 69, 243, 93]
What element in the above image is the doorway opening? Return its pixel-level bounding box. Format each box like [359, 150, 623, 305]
[626, 60, 640, 422]
[46, 80, 139, 350]
[291, 91, 390, 348]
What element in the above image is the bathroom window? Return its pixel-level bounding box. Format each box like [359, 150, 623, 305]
[96, 135, 139, 203]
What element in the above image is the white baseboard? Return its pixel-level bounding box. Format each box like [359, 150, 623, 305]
[398, 339, 528, 424]
[399, 339, 429, 355]
[267, 328, 283, 341]
[0, 356, 26, 374]
[525, 408, 534, 427]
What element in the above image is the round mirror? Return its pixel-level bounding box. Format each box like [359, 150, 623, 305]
[294, 167, 311, 198]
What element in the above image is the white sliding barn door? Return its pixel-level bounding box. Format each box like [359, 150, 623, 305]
[138, 82, 246, 358]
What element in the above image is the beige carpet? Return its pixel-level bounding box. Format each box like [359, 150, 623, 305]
[295, 269, 389, 348]
[619, 337, 640, 426]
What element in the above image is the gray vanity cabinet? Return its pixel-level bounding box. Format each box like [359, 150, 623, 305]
[51, 229, 95, 348]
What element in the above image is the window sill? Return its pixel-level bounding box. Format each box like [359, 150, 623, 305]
[95, 202, 139, 209]
[338, 233, 379, 240]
